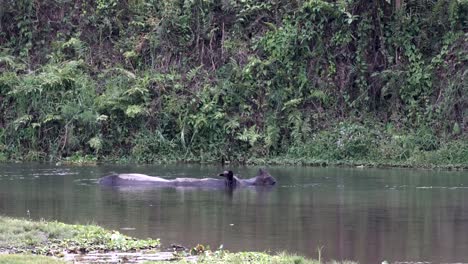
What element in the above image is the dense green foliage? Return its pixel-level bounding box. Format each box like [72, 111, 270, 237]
[0, 0, 466, 165]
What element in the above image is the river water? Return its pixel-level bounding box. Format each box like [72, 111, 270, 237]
[0, 163, 467, 263]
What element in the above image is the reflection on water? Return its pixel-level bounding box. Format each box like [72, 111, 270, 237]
[0, 163, 468, 263]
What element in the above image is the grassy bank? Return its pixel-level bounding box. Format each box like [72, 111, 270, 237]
[0, 216, 355, 264]
[246, 122, 468, 169]
[0, 216, 159, 256]
[58, 122, 468, 170]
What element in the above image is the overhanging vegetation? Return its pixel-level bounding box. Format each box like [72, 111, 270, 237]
[0, 0, 466, 165]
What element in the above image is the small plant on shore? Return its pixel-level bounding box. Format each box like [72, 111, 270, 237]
[191, 244, 207, 256]
[60, 225, 160, 253]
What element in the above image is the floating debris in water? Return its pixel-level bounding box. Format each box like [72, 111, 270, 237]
[385, 185, 408, 190]
[120, 227, 136, 231]
[171, 244, 187, 251]
[415, 186, 468, 189]
[280, 183, 320, 188]
[73, 179, 100, 186]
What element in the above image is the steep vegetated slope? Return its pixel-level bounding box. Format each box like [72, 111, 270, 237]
[0, 0, 466, 166]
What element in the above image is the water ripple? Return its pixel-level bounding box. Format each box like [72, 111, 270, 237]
[74, 179, 99, 186]
[416, 186, 468, 189]
[280, 183, 320, 188]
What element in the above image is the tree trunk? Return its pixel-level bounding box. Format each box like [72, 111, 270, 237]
[0, 0, 4, 31]
[394, 0, 403, 10]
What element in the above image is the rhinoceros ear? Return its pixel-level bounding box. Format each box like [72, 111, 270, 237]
[257, 168, 267, 177]
[219, 170, 233, 177]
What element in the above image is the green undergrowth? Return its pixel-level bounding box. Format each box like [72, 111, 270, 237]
[276, 122, 468, 169]
[46, 122, 468, 170]
[0, 216, 160, 256]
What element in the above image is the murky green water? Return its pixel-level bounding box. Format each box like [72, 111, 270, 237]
[0, 163, 467, 263]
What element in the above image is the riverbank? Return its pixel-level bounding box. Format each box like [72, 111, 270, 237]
[1, 1, 466, 176]
[2, 123, 467, 171]
[0, 216, 355, 264]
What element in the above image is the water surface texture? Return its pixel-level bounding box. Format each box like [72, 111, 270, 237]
[1, 163, 467, 263]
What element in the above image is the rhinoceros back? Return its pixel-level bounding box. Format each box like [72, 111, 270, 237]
[98, 174, 120, 185]
[99, 173, 171, 186]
